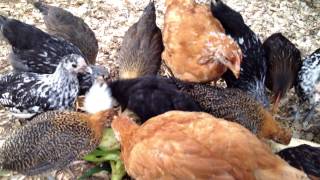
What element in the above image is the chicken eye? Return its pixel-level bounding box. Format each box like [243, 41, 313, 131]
[72, 64, 77, 68]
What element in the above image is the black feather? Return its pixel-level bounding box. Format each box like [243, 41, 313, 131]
[211, 0, 269, 108]
[263, 33, 302, 99]
[277, 144, 320, 178]
[0, 15, 84, 73]
[108, 76, 201, 122]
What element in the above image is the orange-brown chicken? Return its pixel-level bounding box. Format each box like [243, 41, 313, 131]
[162, 0, 242, 83]
[112, 111, 308, 180]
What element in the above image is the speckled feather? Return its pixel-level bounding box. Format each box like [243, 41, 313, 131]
[0, 55, 81, 118]
[263, 33, 302, 100]
[175, 81, 263, 134]
[211, 0, 269, 108]
[0, 111, 98, 175]
[0, 15, 84, 73]
[0, 15, 101, 94]
[174, 79, 292, 144]
[108, 76, 201, 123]
[33, 1, 98, 64]
[118, 1, 163, 79]
[277, 144, 320, 179]
[296, 48, 320, 105]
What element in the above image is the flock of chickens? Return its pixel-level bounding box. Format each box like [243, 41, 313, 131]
[0, 0, 319, 179]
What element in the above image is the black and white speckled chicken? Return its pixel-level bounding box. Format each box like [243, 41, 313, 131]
[295, 48, 320, 128]
[0, 15, 104, 94]
[0, 108, 116, 176]
[211, 0, 269, 108]
[277, 144, 320, 180]
[262, 33, 302, 113]
[0, 15, 83, 73]
[33, 1, 98, 64]
[89, 76, 201, 123]
[174, 80, 292, 144]
[0, 54, 91, 119]
[118, 1, 163, 79]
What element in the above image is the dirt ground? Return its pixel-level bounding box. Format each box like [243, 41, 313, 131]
[0, 0, 319, 179]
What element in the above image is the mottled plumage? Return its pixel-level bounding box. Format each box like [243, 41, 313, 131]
[118, 1, 163, 79]
[277, 144, 320, 179]
[0, 15, 83, 73]
[174, 80, 291, 144]
[108, 76, 201, 123]
[211, 0, 269, 108]
[33, 1, 98, 64]
[263, 33, 301, 113]
[0, 15, 101, 94]
[0, 109, 115, 175]
[296, 48, 320, 104]
[0, 54, 90, 118]
[295, 48, 320, 126]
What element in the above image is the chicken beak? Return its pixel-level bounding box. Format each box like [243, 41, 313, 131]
[272, 93, 281, 114]
[80, 66, 92, 74]
[226, 61, 240, 79]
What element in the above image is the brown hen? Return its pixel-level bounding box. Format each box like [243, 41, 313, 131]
[162, 0, 242, 83]
[112, 111, 308, 180]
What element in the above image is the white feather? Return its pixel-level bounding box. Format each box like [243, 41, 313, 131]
[84, 80, 113, 114]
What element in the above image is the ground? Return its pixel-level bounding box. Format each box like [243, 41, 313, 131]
[0, 0, 319, 179]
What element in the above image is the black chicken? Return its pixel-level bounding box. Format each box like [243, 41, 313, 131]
[262, 33, 302, 113]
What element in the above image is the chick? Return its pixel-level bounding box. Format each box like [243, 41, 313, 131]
[90, 76, 200, 123]
[277, 144, 320, 180]
[295, 48, 320, 128]
[0, 54, 91, 119]
[0, 15, 83, 73]
[118, 1, 163, 79]
[0, 15, 104, 95]
[174, 80, 291, 144]
[162, 0, 242, 83]
[111, 111, 307, 180]
[0, 109, 116, 176]
[78, 65, 109, 95]
[211, 0, 269, 108]
[263, 33, 302, 113]
[33, 1, 98, 64]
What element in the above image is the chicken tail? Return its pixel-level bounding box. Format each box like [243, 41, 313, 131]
[0, 15, 49, 49]
[258, 108, 292, 145]
[118, 1, 163, 80]
[84, 76, 114, 114]
[33, 1, 49, 15]
[210, 0, 245, 30]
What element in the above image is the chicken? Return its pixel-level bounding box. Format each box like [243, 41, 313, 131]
[0, 54, 91, 119]
[33, 1, 98, 64]
[0, 15, 83, 73]
[111, 111, 308, 180]
[78, 65, 109, 95]
[0, 109, 116, 176]
[162, 0, 242, 83]
[118, 1, 163, 79]
[277, 144, 320, 180]
[86, 75, 200, 123]
[0, 15, 104, 95]
[262, 33, 302, 113]
[295, 48, 320, 128]
[174, 80, 292, 144]
[211, 0, 269, 108]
